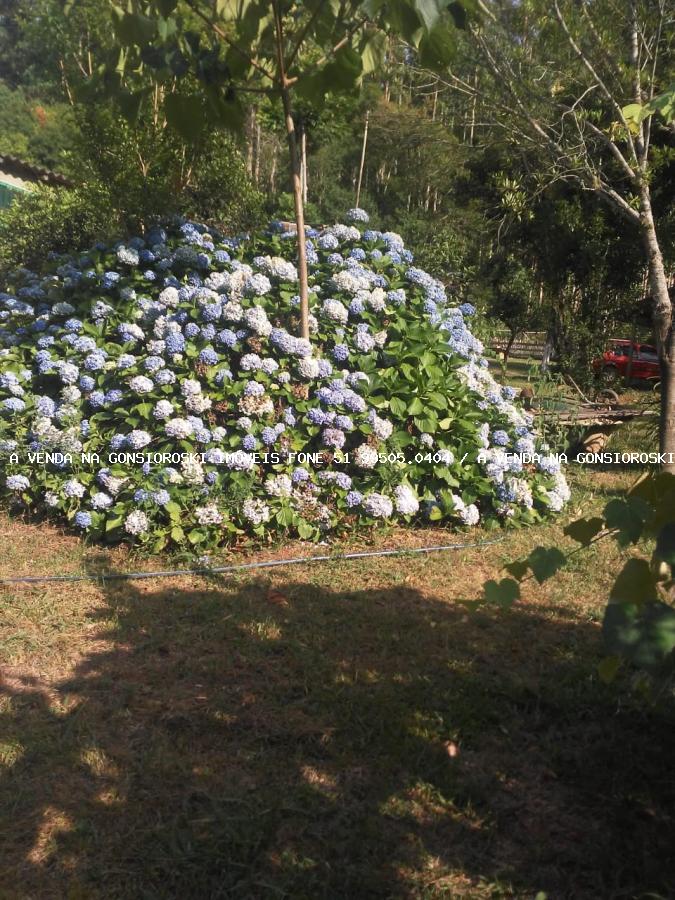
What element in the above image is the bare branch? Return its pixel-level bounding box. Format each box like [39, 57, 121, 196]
[552, 0, 639, 166]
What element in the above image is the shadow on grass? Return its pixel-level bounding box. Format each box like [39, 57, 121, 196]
[1, 562, 674, 898]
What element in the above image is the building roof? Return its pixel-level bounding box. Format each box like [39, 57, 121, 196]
[0, 153, 73, 189]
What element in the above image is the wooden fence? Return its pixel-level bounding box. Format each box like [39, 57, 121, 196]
[488, 331, 548, 359]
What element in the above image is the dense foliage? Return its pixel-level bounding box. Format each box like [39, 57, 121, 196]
[0, 212, 569, 551]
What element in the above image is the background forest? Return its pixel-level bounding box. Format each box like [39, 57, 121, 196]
[0, 0, 673, 386]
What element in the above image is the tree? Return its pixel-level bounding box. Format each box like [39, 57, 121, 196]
[103, 0, 468, 339]
[431, 0, 675, 467]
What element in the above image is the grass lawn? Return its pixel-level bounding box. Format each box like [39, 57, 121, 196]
[1, 455, 674, 897]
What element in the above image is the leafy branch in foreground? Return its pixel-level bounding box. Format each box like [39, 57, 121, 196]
[479, 472, 675, 693]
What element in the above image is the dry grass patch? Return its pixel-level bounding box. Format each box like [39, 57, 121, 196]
[0, 467, 673, 898]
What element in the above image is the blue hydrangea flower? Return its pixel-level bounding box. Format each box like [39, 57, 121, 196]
[199, 347, 219, 366]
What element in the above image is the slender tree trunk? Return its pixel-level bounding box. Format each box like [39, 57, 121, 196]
[355, 110, 369, 207]
[245, 107, 255, 176]
[254, 118, 261, 185]
[280, 91, 309, 340]
[300, 122, 308, 205]
[639, 182, 675, 470]
[270, 152, 277, 193]
[273, 0, 309, 340]
[468, 69, 478, 146]
[503, 328, 517, 367]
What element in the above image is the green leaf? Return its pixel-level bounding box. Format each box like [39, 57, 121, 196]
[427, 391, 448, 410]
[428, 504, 443, 521]
[413, 416, 437, 433]
[380, 0, 423, 40]
[418, 22, 456, 68]
[563, 516, 604, 546]
[621, 102, 648, 127]
[389, 396, 408, 417]
[526, 546, 566, 584]
[116, 90, 144, 124]
[105, 515, 124, 532]
[484, 577, 520, 607]
[155, 0, 179, 15]
[321, 45, 363, 90]
[165, 501, 182, 522]
[603, 600, 675, 671]
[111, 6, 157, 45]
[297, 520, 315, 540]
[361, 31, 387, 74]
[187, 528, 204, 544]
[171, 525, 185, 542]
[646, 84, 675, 123]
[276, 506, 294, 527]
[408, 397, 425, 416]
[164, 92, 206, 142]
[412, 0, 444, 31]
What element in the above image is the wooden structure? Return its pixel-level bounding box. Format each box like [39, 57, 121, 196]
[0, 154, 72, 208]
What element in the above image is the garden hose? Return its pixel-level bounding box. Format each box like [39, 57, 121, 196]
[0, 537, 504, 585]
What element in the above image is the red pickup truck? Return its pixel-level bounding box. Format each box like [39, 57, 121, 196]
[593, 340, 660, 383]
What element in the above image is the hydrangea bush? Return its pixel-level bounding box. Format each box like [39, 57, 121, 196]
[0, 209, 569, 551]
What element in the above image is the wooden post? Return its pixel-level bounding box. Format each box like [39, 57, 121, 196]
[355, 110, 369, 208]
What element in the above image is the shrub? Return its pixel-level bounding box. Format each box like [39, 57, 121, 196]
[0, 183, 116, 276]
[0, 210, 570, 552]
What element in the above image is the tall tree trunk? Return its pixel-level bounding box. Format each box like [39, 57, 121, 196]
[280, 91, 309, 340]
[254, 118, 261, 185]
[273, 0, 309, 340]
[355, 110, 369, 207]
[245, 106, 255, 176]
[639, 182, 675, 470]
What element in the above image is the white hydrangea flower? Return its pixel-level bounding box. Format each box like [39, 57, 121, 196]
[237, 394, 274, 416]
[265, 474, 293, 498]
[125, 510, 149, 535]
[367, 288, 387, 312]
[153, 400, 174, 420]
[129, 375, 154, 394]
[180, 379, 202, 396]
[243, 305, 272, 336]
[195, 504, 224, 525]
[362, 492, 393, 518]
[182, 457, 205, 484]
[394, 484, 419, 515]
[158, 286, 180, 307]
[298, 358, 320, 379]
[354, 444, 379, 469]
[321, 298, 349, 324]
[221, 301, 244, 322]
[165, 418, 194, 439]
[185, 393, 212, 414]
[242, 498, 270, 525]
[372, 416, 393, 441]
[204, 271, 229, 292]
